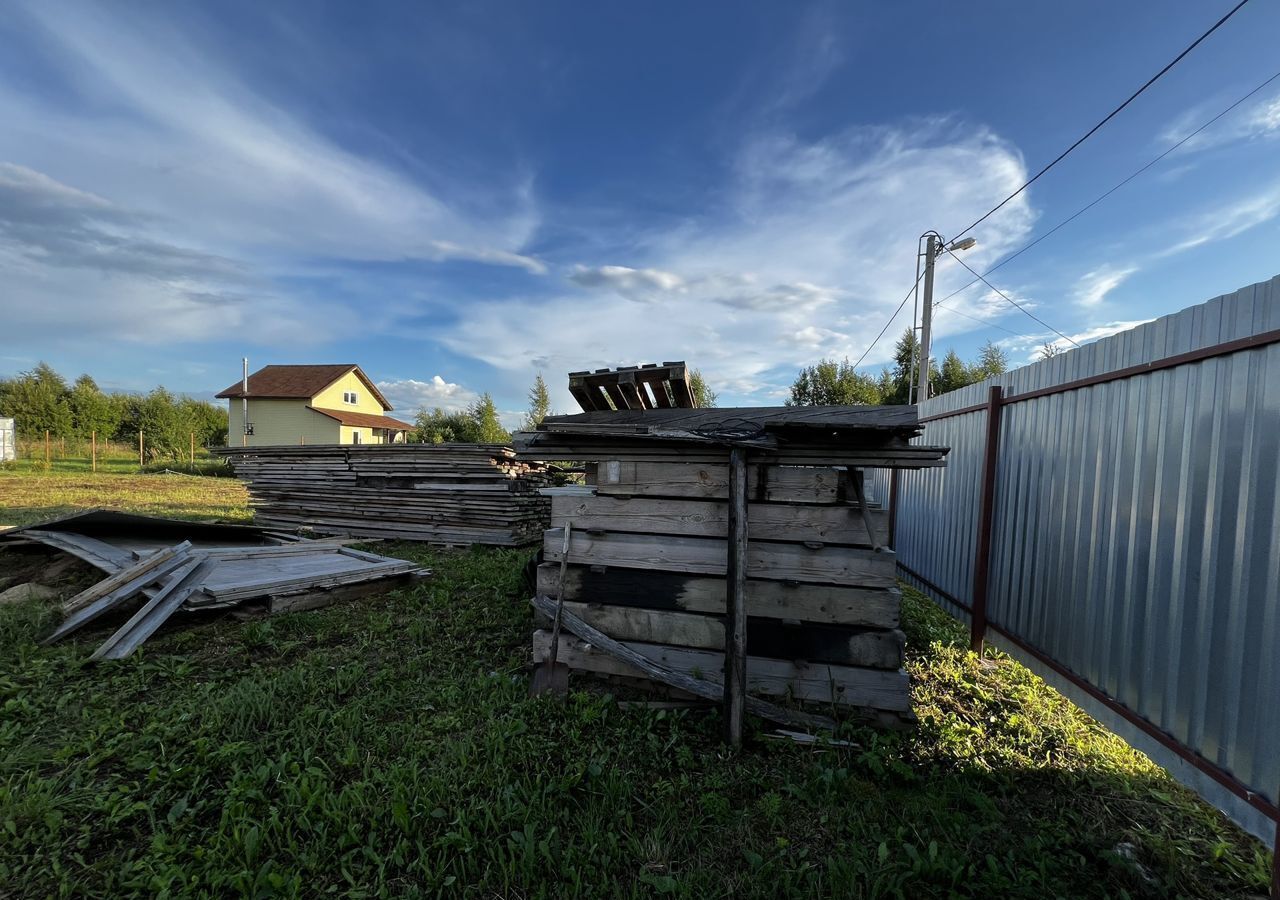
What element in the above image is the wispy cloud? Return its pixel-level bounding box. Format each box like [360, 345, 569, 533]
[1159, 180, 1280, 257]
[1000, 319, 1156, 362]
[1073, 265, 1138, 307]
[1159, 88, 1280, 153]
[442, 118, 1037, 405]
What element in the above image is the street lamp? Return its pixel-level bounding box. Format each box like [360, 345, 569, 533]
[915, 232, 978, 403]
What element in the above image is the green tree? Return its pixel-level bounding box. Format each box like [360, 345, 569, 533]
[68, 374, 122, 440]
[934, 350, 975, 396]
[123, 387, 187, 462]
[975, 341, 1009, 379]
[180, 397, 229, 447]
[787, 358, 882, 406]
[521, 374, 551, 430]
[0, 362, 73, 439]
[414, 407, 479, 444]
[688, 369, 718, 408]
[1038, 342, 1064, 360]
[469, 393, 511, 444]
[883, 329, 935, 405]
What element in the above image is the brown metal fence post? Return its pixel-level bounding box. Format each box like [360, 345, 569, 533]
[724, 446, 749, 747]
[970, 385, 1004, 655]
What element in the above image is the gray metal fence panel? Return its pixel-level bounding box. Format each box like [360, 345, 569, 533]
[893, 274, 1280, 843]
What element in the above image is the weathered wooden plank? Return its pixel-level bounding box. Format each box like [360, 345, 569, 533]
[550, 493, 888, 545]
[592, 460, 844, 502]
[528, 602, 836, 730]
[90, 558, 215, 660]
[724, 446, 748, 746]
[543, 528, 896, 586]
[532, 631, 911, 712]
[537, 564, 900, 628]
[558, 602, 905, 668]
[43, 547, 194, 644]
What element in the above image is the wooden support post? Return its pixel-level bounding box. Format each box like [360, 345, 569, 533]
[44, 430, 50, 465]
[139, 430, 144, 467]
[887, 469, 900, 551]
[91, 431, 97, 473]
[723, 446, 749, 746]
[190, 432, 195, 469]
[970, 385, 1004, 655]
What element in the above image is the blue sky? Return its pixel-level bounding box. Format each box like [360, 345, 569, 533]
[2, 1, 1279, 424]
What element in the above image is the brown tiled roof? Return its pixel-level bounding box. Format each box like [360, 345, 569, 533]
[216, 365, 392, 409]
[308, 407, 415, 430]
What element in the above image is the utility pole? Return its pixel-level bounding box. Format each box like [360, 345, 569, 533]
[917, 234, 939, 403]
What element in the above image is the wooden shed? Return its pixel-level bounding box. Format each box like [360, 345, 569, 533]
[515, 405, 949, 738]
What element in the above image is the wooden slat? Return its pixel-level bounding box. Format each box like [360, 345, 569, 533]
[557, 602, 905, 668]
[550, 494, 887, 544]
[543, 528, 896, 586]
[43, 548, 194, 644]
[532, 631, 911, 712]
[537, 564, 901, 628]
[59, 541, 193, 614]
[90, 558, 214, 660]
[592, 460, 845, 502]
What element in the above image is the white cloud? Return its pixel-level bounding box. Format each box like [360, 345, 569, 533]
[567, 265, 685, 299]
[1160, 181, 1280, 257]
[0, 2, 543, 347]
[442, 119, 1037, 403]
[1001, 319, 1155, 362]
[1073, 266, 1137, 307]
[1160, 89, 1280, 153]
[376, 376, 479, 415]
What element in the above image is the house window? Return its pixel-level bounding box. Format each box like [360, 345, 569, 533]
[343, 391, 358, 405]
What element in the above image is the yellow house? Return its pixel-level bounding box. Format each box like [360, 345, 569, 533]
[217, 364, 414, 446]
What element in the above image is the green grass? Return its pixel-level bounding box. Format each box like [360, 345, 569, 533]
[0, 471, 250, 527]
[0, 533, 1269, 898]
[3, 443, 227, 477]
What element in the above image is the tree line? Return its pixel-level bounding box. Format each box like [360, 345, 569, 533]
[0, 363, 228, 460]
[787, 330, 1009, 406]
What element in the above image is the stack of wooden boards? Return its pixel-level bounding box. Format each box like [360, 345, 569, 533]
[215, 444, 553, 546]
[517, 404, 950, 728]
[1, 510, 427, 660]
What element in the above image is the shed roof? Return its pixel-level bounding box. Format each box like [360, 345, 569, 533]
[308, 407, 415, 430]
[216, 365, 392, 410]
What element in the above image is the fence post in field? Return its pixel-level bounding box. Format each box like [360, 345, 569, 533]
[139, 430, 144, 467]
[91, 431, 97, 473]
[45, 430, 50, 465]
[190, 432, 195, 470]
[969, 385, 1004, 655]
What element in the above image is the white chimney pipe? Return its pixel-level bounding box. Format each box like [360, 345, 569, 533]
[241, 357, 249, 447]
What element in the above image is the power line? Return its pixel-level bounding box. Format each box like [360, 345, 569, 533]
[950, 0, 1254, 242]
[933, 302, 1033, 338]
[851, 272, 924, 370]
[944, 248, 1081, 348]
[934, 64, 1280, 312]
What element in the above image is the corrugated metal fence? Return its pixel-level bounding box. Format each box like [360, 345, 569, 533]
[875, 274, 1280, 861]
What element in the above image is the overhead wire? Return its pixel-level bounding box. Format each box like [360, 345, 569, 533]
[934, 64, 1280, 313]
[949, 0, 1254, 242]
[850, 270, 926, 371]
[944, 248, 1081, 348]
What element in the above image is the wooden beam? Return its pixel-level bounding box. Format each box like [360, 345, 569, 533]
[531, 629, 911, 712]
[543, 528, 897, 586]
[550, 493, 888, 545]
[592, 460, 845, 503]
[555, 602, 904, 668]
[537, 564, 901, 628]
[724, 446, 748, 746]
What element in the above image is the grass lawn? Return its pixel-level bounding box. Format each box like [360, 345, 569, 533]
[0, 489, 1270, 897]
[0, 471, 249, 527]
